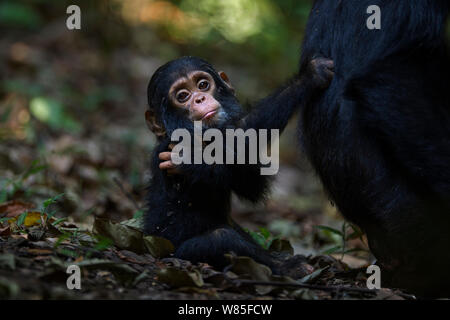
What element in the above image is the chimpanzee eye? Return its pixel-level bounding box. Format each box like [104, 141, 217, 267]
[198, 80, 210, 91]
[176, 91, 190, 103]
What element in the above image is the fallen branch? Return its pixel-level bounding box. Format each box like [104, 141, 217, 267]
[231, 279, 376, 294]
[229, 278, 415, 299]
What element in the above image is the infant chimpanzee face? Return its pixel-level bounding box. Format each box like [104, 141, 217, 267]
[168, 70, 222, 123]
[146, 56, 243, 138]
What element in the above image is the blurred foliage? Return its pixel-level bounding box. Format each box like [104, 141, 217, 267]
[113, 0, 313, 82]
[0, 2, 43, 29]
[29, 97, 81, 133]
[0, 0, 314, 86]
[0, 0, 316, 184]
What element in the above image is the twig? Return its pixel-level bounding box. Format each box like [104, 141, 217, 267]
[230, 279, 416, 299]
[221, 263, 376, 295]
[231, 279, 377, 294]
[113, 177, 141, 212]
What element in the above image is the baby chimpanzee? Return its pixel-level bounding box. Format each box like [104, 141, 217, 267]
[145, 56, 333, 272]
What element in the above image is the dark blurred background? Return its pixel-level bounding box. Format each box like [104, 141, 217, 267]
[0, 0, 368, 261]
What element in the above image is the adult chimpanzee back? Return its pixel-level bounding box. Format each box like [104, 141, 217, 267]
[298, 0, 450, 295]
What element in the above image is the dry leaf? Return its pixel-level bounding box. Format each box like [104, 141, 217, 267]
[0, 226, 11, 237]
[157, 267, 204, 288]
[93, 217, 145, 253]
[143, 235, 174, 258]
[0, 200, 35, 217]
[8, 211, 43, 227]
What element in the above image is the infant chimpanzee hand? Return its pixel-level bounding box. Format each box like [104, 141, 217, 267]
[158, 144, 180, 175]
[308, 57, 334, 89]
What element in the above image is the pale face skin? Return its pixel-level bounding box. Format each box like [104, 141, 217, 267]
[168, 71, 221, 122]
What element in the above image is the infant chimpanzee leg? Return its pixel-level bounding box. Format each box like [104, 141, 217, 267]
[175, 226, 277, 270]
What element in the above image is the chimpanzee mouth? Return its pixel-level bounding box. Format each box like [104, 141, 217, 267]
[202, 110, 217, 120]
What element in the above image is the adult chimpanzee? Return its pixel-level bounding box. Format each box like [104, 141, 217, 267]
[144, 56, 333, 273]
[298, 0, 450, 295]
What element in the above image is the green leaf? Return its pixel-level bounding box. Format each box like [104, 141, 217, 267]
[42, 193, 64, 209]
[29, 97, 81, 133]
[57, 248, 78, 258]
[315, 225, 343, 236]
[322, 245, 343, 255]
[93, 236, 113, 251]
[259, 227, 271, 239]
[16, 212, 28, 226]
[298, 266, 329, 284]
[249, 231, 268, 248]
[46, 210, 58, 220]
[51, 217, 67, 226]
[132, 210, 144, 219]
[346, 224, 365, 240]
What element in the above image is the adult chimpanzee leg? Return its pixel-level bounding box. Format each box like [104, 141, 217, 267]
[298, 0, 450, 295]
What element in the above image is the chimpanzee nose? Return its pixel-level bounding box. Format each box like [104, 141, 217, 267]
[195, 95, 206, 104]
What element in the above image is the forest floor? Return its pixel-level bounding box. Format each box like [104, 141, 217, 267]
[0, 21, 412, 300]
[0, 196, 411, 300]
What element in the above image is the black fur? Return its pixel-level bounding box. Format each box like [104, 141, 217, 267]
[298, 0, 450, 295]
[145, 56, 331, 272]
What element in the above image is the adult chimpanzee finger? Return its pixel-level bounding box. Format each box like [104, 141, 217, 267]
[159, 152, 172, 161]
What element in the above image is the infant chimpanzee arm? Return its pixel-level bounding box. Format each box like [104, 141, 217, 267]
[243, 57, 334, 133]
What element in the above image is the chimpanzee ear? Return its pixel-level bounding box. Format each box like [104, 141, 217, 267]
[218, 71, 235, 93]
[145, 110, 166, 138]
